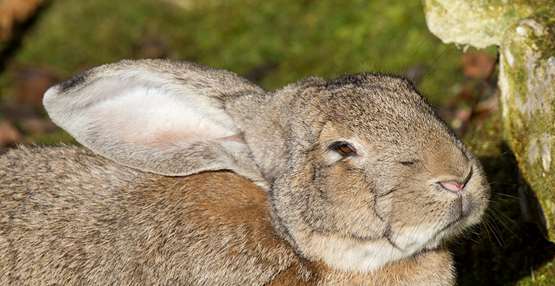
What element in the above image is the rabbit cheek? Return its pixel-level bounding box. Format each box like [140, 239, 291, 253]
[306, 162, 389, 240]
[383, 190, 454, 249]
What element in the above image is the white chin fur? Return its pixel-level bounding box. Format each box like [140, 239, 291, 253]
[301, 225, 441, 273]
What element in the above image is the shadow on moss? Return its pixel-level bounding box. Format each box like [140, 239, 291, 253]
[453, 143, 555, 286]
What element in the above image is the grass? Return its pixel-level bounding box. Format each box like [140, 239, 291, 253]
[1, 0, 464, 104]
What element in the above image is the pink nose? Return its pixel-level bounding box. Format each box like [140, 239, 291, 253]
[439, 180, 465, 192]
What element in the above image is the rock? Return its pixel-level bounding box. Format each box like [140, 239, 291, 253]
[423, 0, 555, 241]
[423, 0, 546, 48]
[499, 13, 555, 239]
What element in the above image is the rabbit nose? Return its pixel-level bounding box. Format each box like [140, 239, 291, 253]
[435, 166, 473, 194]
[438, 180, 465, 193]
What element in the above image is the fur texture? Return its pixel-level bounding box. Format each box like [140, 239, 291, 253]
[226, 72, 489, 272]
[0, 146, 454, 285]
[43, 60, 267, 187]
[0, 60, 490, 285]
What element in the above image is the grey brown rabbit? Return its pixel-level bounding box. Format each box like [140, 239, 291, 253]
[0, 59, 490, 285]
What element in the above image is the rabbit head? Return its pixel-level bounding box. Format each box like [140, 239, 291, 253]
[226, 74, 490, 272]
[44, 60, 489, 274]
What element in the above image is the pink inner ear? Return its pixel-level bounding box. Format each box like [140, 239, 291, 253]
[145, 131, 196, 146]
[129, 131, 245, 147]
[217, 133, 244, 143]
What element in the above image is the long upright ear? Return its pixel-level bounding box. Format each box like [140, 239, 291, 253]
[43, 59, 267, 186]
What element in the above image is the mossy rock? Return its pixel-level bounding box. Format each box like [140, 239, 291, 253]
[424, 0, 555, 242]
[423, 0, 550, 48]
[499, 12, 555, 240]
[454, 110, 555, 286]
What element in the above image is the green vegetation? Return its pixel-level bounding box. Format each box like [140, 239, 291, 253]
[499, 12, 555, 240]
[1, 0, 463, 103]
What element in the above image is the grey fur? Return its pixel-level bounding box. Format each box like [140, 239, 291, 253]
[0, 60, 490, 285]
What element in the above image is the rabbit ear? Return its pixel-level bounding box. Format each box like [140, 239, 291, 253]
[43, 60, 267, 186]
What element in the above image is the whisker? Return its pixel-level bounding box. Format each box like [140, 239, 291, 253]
[488, 208, 518, 234]
[493, 193, 520, 200]
[483, 218, 504, 247]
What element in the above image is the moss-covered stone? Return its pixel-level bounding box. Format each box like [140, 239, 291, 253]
[455, 108, 555, 286]
[499, 13, 555, 240]
[424, 0, 555, 242]
[423, 0, 549, 48]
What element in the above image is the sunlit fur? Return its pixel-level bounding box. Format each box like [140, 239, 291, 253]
[228, 73, 490, 273]
[1, 60, 490, 285]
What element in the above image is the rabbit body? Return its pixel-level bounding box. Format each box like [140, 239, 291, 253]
[0, 59, 489, 285]
[0, 146, 453, 286]
[0, 146, 290, 285]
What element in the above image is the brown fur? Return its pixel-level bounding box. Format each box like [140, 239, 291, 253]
[225, 72, 489, 274]
[1, 146, 453, 285]
[1, 60, 490, 285]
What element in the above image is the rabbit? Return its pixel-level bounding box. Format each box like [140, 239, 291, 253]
[0, 59, 490, 286]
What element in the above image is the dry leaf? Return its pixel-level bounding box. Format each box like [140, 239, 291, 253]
[462, 52, 496, 79]
[0, 0, 43, 41]
[0, 119, 22, 146]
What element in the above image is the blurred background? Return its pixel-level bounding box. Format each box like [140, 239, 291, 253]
[0, 0, 553, 285]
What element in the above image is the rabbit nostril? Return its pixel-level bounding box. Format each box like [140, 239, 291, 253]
[438, 180, 465, 192]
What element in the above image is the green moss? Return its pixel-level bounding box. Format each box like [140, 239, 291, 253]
[424, 0, 550, 48]
[28, 130, 75, 145]
[0, 0, 464, 105]
[517, 262, 555, 286]
[499, 12, 555, 240]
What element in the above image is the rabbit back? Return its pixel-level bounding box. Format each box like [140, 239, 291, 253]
[0, 146, 297, 285]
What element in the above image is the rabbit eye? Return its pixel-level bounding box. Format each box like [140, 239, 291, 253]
[329, 141, 357, 157]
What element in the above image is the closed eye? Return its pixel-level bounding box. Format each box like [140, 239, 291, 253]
[399, 160, 419, 166]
